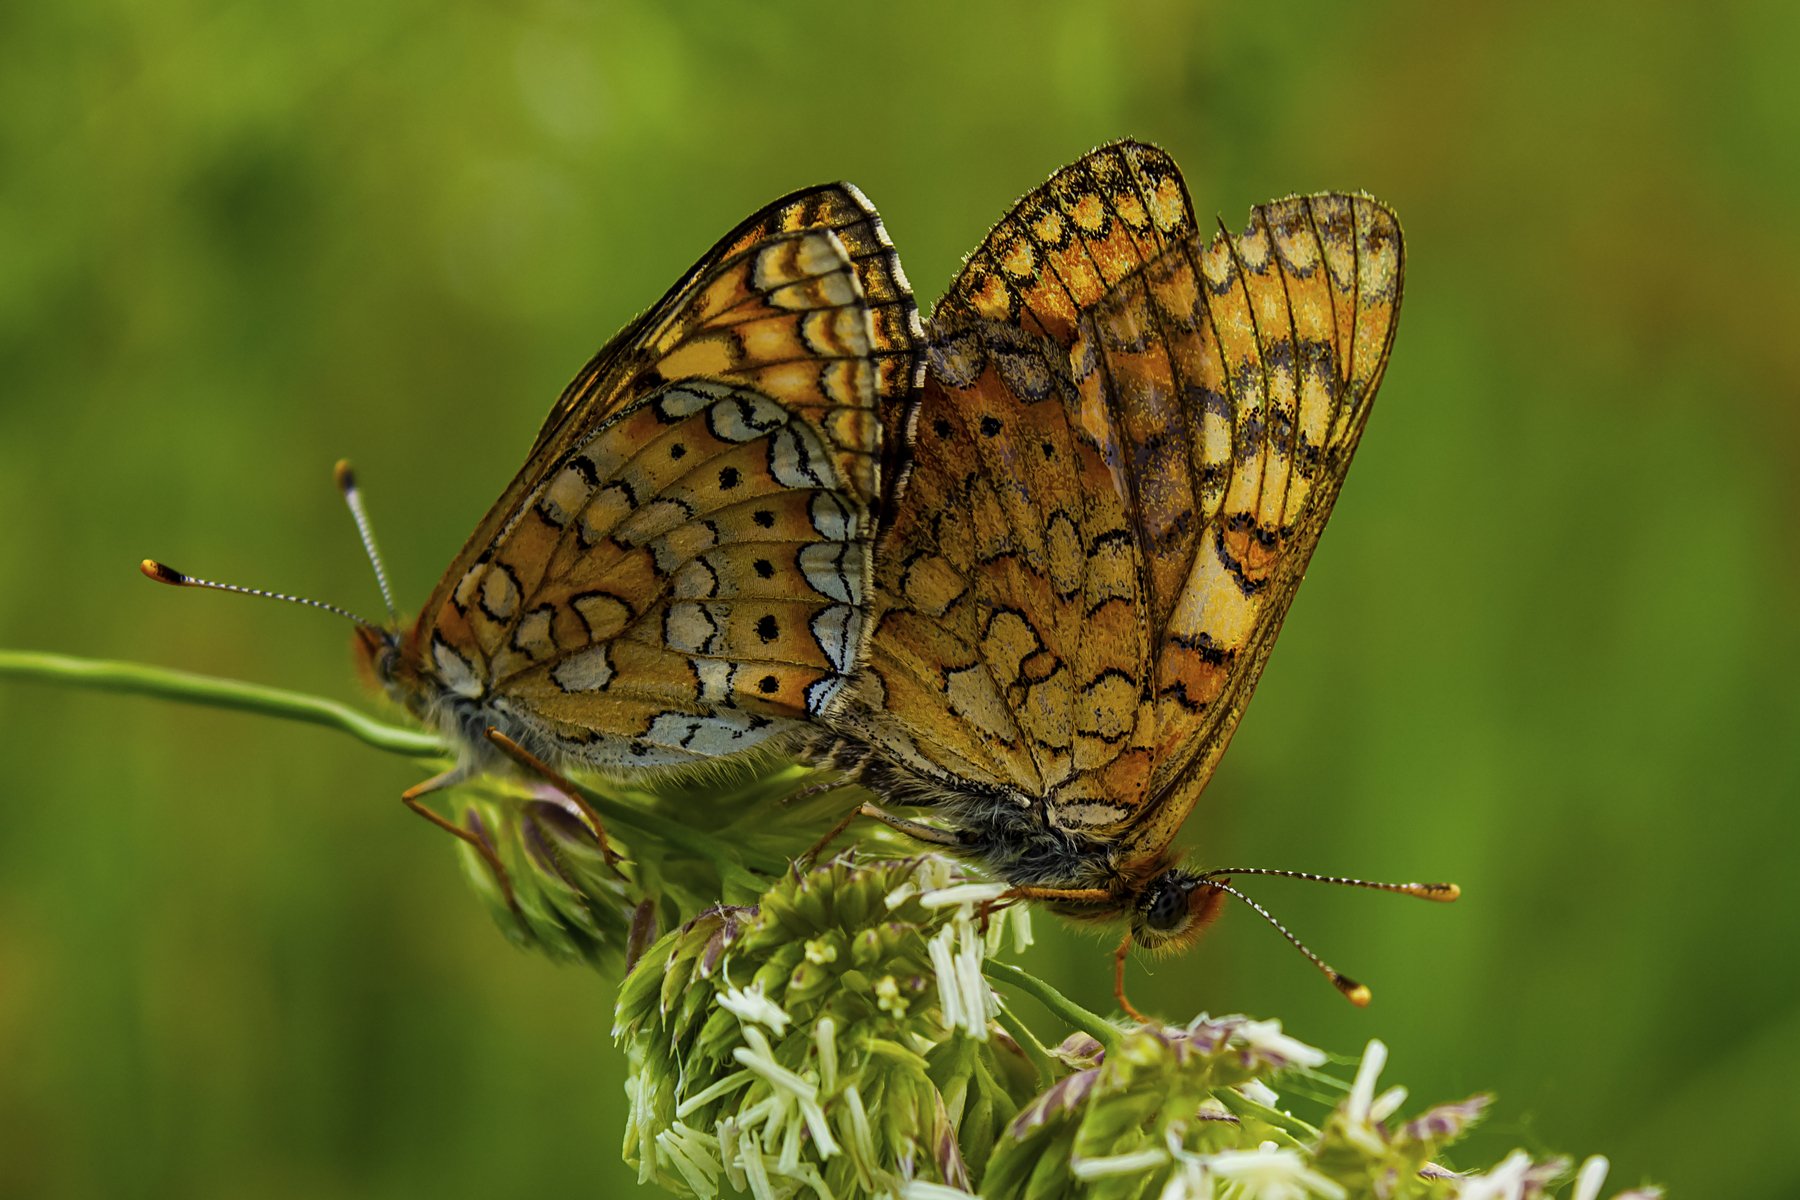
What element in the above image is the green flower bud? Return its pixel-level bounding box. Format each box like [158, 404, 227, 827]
[455, 789, 644, 974]
[448, 763, 920, 974]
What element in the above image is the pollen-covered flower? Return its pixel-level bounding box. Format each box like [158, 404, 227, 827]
[1311, 1039, 1491, 1196]
[984, 1017, 1332, 1200]
[1448, 1150, 1570, 1200]
[1209, 1143, 1346, 1199]
[614, 854, 1038, 1198]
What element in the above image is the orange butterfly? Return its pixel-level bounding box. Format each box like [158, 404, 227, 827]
[809, 142, 1453, 1014]
[147, 185, 923, 892]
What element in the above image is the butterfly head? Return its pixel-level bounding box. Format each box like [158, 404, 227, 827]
[351, 620, 406, 691]
[1129, 866, 1229, 955]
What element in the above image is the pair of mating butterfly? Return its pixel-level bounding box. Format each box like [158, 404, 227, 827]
[147, 141, 1455, 1017]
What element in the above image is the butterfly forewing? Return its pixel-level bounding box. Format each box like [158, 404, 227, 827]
[827, 149, 1402, 868]
[1072, 193, 1403, 854]
[408, 187, 923, 772]
[943, 140, 1198, 339]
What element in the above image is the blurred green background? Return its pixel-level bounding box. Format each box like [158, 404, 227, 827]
[2, 0, 1796, 1196]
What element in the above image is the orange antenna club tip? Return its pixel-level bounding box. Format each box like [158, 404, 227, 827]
[140, 559, 186, 585]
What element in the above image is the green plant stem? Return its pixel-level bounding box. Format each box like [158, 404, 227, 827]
[0, 649, 782, 895]
[1213, 1086, 1317, 1147]
[982, 960, 1121, 1054]
[0, 650, 443, 757]
[992, 1004, 1059, 1086]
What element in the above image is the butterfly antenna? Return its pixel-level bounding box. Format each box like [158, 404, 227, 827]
[139, 559, 383, 632]
[1197, 876, 1374, 1006]
[1200, 868, 1459, 904]
[334, 460, 399, 627]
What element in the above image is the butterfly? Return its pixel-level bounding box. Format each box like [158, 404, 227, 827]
[146, 184, 924, 893]
[808, 141, 1451, 1014]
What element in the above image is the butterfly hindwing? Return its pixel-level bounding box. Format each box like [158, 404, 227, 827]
[407, 187, 923, 772]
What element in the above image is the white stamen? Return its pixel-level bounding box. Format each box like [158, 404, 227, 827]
[929, 926, 963, 1032]
[841, 1085, 878, 1185]
[734, 1028, 817, 1102]
[1157, 1157, 1215, 1200]
[734, 1027, 838, 1162]
[777, 1104, 804, 1175]
[738, 1129, 776, 1200]
[883, 882, 919, 909]
[1454, 1150, 1533, 1200]
[1233, 1018, 1329, 1069]
[1209, 1145, 1347, 1199]
[793, 1162, 838, 1200]
[1237, 1079, 1281, 1108]
[1346, 1038, 1387, 1123]
[1573, 1157, 1612, 1200]
[717, 1120, 746, 1193]
[1071, 1147, 1173, 1178]
[656, 1122, 723, 1198]
[719, 982, 793, 1035]
[899, 1183, 979, 1200]
[676, 1069, 755, 1119]
[956, 922, 993, 1039]
[1370, 1084, 1408, 1124]
[814, 1016, 839, 1093]
[918, 882, 1009, 909]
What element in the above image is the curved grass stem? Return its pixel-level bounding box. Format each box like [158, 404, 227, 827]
[993, 1004, 1059, 1085]
[982, 959, 1121, 1054]
[0, 649, 785, 897]
[0, 650, 443, 757]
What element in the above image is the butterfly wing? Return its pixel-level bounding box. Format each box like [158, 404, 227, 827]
[938, 140, 1197, 339]
[1080, 193, 1403, 856]
[413, 188, 923, 769]
[831, 142, 1198, 804]
[524, 185, 921, 513]
[833, 149, 1403, 854]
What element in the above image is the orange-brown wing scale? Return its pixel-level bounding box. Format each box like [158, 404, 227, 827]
[827, 145, 1402, 874]
[403, 190, 923, 771]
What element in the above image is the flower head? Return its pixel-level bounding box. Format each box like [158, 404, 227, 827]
[615, 854, 1038, 1198]
[986, 1019, 1332, 1200]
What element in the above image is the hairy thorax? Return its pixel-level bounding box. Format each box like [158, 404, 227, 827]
[813, 732, 1146, 896]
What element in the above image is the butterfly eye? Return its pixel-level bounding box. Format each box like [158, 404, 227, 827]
[1141, 871, 1197, 934]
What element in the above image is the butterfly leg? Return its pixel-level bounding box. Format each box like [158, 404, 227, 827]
[798, 803, 864, 869]
[856, 802, 964, 847]
[999, 884, 1153, 1023]
[1112, 931, 1150, 1024]
[779, 775, 854, 809]
[401, 768, 518, 910]
[482, 727, 627, 878]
